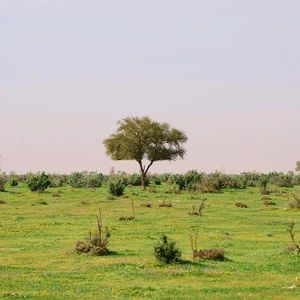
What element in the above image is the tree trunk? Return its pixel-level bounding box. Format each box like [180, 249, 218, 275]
[141, 171, 146, 191]
[137, 160, 153, 191]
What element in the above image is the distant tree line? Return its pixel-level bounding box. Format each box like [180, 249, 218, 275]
[1, 169, 300, 194]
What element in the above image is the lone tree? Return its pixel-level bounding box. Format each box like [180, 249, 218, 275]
[103, 116, 188, 190]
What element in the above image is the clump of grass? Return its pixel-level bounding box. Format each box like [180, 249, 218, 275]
[190, 231, 225, 261]
[286, 221, 300, 253]
[107, 195, 115, 200]
[0, 200, 6, 204]
[263, 200, 276, 206]
[158, 200, 173, 207]
[75, 207, 110, 256]
[141, 202, 152, 208]
[52, 193, 61, 197]
[261, 196, 272, 200]
[235, 202, 248, 208]
[154, 234, 181, 264]
[148, 187, 157, 193]
[32, 200, 48, 206]
[188, 199, 206, 216]
[80, 201, 89, 205]
[119, 199, 135, 221]
[287, 189, 300, 209]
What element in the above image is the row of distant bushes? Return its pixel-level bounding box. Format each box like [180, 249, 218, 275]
[0, 170, 300, 194]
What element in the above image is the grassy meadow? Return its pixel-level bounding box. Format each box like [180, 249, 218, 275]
[0, 182, 299, 299]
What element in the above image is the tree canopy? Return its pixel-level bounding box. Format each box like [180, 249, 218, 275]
[103, 116, 188, 190]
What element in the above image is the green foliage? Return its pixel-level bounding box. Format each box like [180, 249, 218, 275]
[295, 161, 300, 172]
[103, 116, 187, 190]
[287, 188, 300, 209]
[259, 174, 270, 194]
[9, 178, 18, 187]
[127, 173, 149, 186]
[0, 174, 8, 191]
[69, 172, 85, 188]
[26, 172, 51, 193]
[108, 178, 126, 197]
[86, 173, 103, 188]
[154, 235, 181, 264]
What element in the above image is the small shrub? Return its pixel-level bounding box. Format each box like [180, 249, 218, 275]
[26, 172, 51, 193]
[0, 174, 8, 192]
[153, 177, 161, 185]
[287, 189, 300, 209]
[188, 199, 206, 216]
[33, 200, 48, 205]
[108, 178, 126, 197]
[69, 172, 85, 188]
[263, 200, 276, 206]
[286, 221, 300, 253]
[119, 199, 135, 220]
[190, 231, 225, 261]
[193, 248, 225, 260]
[154, 235, 181, 264]
[0, 200, 6, 204]
[158, 200, 173, 207]
[148, 187, 157, 193]
[235, 202, 248, 208]
[75, 207, 111, 256]
[9, 178, 18, 187]
[119, 215, 135, 221]
[86, 174, 103, 188]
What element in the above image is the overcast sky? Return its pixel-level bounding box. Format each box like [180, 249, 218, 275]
[1, 0, 299, 174]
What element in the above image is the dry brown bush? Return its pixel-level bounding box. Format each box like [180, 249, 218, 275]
[74, 207, 110, 256]
[158, 200, 172, 207]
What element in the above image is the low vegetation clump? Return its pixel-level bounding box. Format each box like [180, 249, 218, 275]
[286, 221, 300, 253]
[190, 232, 225, 261]
[158, 200, 173, 207]
[69, 172, 85, 188]
[193, 248, 225, 260]
[9, 178, 18, 187]
[26, 172, 51, 192]
[154, 234, 182, 264]
[141, 202, 152, 207]
[287, 189, 300, 209]
[188, 199, 206, 216]
[86, 173, 103, 188]
[235, 202, 248, 208]
[108, 178, 126, 197]
[0, 174, 8, 192]
[119, 200, 135, 220]
[0, 200, 6, 204]
[75, 208, 111, 256]
[263, 200, 276, 206]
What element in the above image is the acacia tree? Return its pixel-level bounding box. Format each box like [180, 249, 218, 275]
[103, 116, 188, 190]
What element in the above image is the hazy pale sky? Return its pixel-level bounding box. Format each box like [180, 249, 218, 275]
[1, 0, 299, 174]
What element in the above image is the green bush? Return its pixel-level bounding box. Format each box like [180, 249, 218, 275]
[86, 174, 103, 188]
[9, 178, 18, 187]
[69, 172, 85, 188]
[0, 174, 8, 192]
[26, 172, 51, 193]
[154, 235, 181, 264]
[108, 178, 126, 197]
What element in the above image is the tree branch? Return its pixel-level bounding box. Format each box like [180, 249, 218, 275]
[145, 161, 154, 175]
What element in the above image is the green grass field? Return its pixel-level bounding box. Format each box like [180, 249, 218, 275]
[0, 183, 299, 299]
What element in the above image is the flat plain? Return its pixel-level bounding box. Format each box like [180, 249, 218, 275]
[0, 183, 299, 299]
